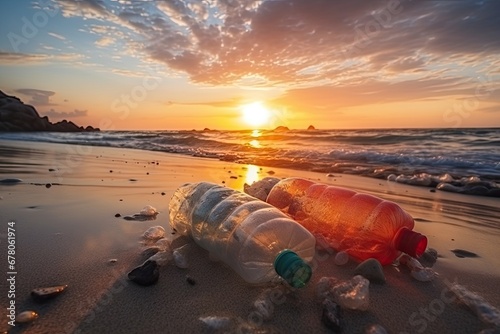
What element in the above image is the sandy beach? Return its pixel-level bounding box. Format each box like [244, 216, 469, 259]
[1, 139, 499, 334]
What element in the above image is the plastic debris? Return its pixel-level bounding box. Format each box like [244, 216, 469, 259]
[154, 238, 172, 252]
[173, 244, 189, 269]
[334, 251, 349, 266]
[142, 226, 165, 240]
[316, 277, 339, 301]
[331, 275, 370, 311]
[147, 250, 173, 266]
[399, 254, 438, 282]
[446, 281, 500, 327]
[365, 323, 388, 334]
[124, 205, 159, 221]
[199, 316, 232, 330]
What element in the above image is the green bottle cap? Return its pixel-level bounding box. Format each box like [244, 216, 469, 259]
[274, 249, 312, 288]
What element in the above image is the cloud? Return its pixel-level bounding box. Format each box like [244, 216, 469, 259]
[43, 109, 88, 118]
[45, 0, 500, 109]
[47, 32, 66, 40]
[0, 51, 84, 65]
[14, 88, 56, 106]
[169, 98, 242, 108]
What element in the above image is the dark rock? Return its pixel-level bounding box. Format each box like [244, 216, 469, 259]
[322, 298, 343, 333]
[0, 90, 99, 132]
[114, 213, 121, 218]
[31, 285, 67, 302]
[0, 178, 23, 184]
[128, 260, 159, 286]
[421, 248, 438, 265]
[307, 125, 316, 130]
[45, 183, 52, 188]
[354, 258, 385, 284]
[451, 249, 479, 258]
[186, 275, 196, 285]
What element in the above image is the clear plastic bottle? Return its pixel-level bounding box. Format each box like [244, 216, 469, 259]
[266, 178, 427, 265]
[169, 182, 316, 288]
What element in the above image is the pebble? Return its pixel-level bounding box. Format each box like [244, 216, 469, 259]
[451, 249, 479, 258]
[267, 170, 275, 175]
[16, 310, 38, 323]
[199, 316, 231, 330]
[354, 258, 385, 284]
[421, 248, 438, 265]
[334, 251, 349, 266]
[108, 259, 118, 264]
[31, 285, 67, 302]
[114, 213, 121, 218]
[128, 260, 159, 286]
[45, 183, 52, 188]
[322, 299, 343, 333]
[230, 176, 238, 179]
[0, 178, 23, 184]
[186, 275, 196, 285]
[49, 168, 56, 172]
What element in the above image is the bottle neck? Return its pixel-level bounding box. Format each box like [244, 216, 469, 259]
[394, 227, 427, 258]
[274, 250, 312, 288]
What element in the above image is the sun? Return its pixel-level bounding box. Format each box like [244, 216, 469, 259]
[241, 102, 271, 128]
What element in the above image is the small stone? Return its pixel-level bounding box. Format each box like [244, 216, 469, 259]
[365, 324, 388, 334]
[334, 251, 349, 266]
[141, 246, 160, 259]
[161, 192, 166, 196]
[49, 168, 56, 172]
[451, 249, 479, 258]
[45, 183, 52, 188]
[322, 299, 343, 333]
[128, 260, 159, 286]
[31, 285, 67, 302]
[327, 173, 335, 177]
[114, 213, 121, 218]
[421, 248, 438, 265]
[430, 189, 436, 193]
[129, 178, 137, 181]
[16, 310, 38, 323]
[186, 275, 196, 285]
[108, 259, 118, 264]
[230, 176, 238, 179]
[267, 170, 275, 175]
[109, 170, 113, 173]
[354, 258, 385, 284]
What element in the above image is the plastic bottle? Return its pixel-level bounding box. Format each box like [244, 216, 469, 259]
[266, 178, 427, 265]
[169, 182, 316, 288]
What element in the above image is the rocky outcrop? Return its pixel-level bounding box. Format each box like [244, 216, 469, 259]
[273, 126, 290, 132]
[307, 125, 316, 130]
[0, 90, 99, 132]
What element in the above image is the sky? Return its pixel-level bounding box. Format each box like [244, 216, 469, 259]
[0, 0, 499, 130]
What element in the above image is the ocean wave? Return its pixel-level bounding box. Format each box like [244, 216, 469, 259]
[1, 128, 499, 197]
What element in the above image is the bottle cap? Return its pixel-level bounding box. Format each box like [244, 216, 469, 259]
[395, 227, 427, 258]
[274, 249, 312, 288]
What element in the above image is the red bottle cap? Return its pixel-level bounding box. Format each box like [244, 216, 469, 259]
[395, 227, 427, 258]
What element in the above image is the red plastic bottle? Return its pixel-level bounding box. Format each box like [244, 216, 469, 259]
[266, 178, 427, 265]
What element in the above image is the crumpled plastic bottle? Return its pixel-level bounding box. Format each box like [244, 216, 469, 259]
[169, 182, 316, 287]
[266, 177, 427, 265]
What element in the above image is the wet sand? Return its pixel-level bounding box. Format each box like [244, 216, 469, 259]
[0, 139, 499, 334]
